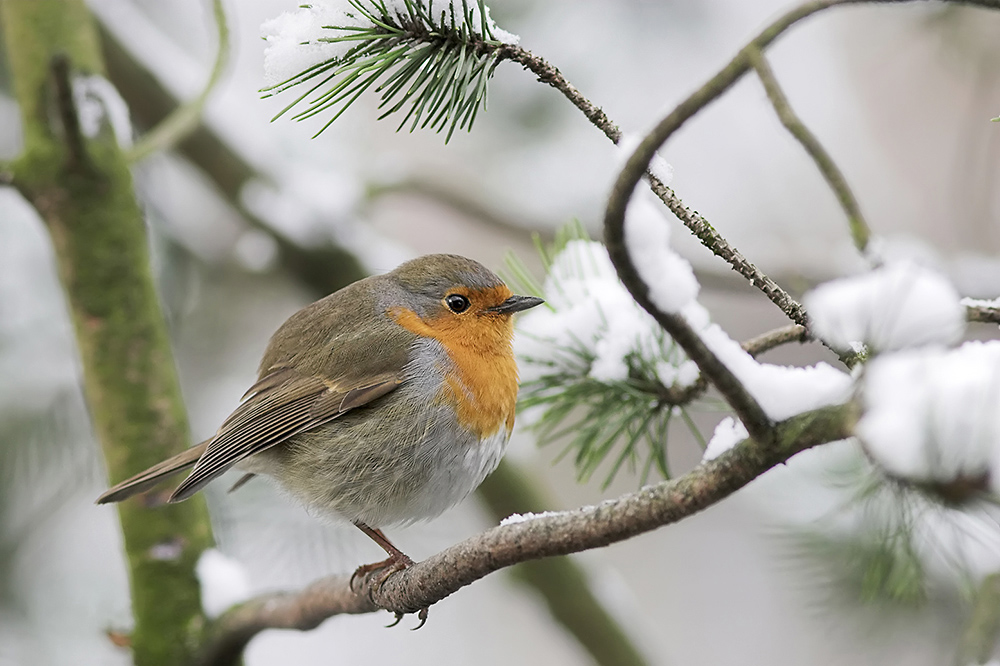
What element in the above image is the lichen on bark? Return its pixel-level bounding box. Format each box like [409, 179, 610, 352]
[0, 1, 213, 664]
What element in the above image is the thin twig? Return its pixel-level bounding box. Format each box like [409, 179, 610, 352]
[125, 0, 229, 163]
[498, 45, 620, 144]
[748, 47, 871, 254]
[512, 0, 1000, 326]
[743, 324, 810, 357]
[500, 44, 809, 327]
[602, 0, 1000, 394]
[199, 402, 855, 666]
[967, 303, 1000, 324]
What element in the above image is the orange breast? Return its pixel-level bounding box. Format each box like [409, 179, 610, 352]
[391, 304, 519, 439]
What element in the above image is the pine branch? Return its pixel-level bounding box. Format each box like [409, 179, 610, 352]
[0, 2, 213, 663]
[262, 0, 511, 141]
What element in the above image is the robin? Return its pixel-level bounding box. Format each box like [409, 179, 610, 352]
[97, 254, 543, 606]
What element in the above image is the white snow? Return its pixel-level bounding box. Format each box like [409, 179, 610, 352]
[961, 296, 1000, 309]
[515, 239, 701, 389]
[805, 261, 965, 353]
[500, 510, 563, 526]
[261, 4, 364, 87]
[703, 417, 749, 461]
[262, 1, 518, 88]
[856, 341, 1000, 490]
[623, 190, 699, 314]
[617, 132, 674, 186]
[699, 322, 854, 422]
[72, 75, 133, 147]
[518, 237, 852, 423]
[196, 548, 252, 619]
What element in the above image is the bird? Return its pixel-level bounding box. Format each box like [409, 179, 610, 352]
[97, 253, 543, 612]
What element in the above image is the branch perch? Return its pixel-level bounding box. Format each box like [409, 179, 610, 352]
[199, 402, 857, 665]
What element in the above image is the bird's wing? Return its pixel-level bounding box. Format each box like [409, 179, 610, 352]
[169, 366, 402, 502]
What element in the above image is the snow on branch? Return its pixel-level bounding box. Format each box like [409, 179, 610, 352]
[198, 402, 855, 666]
[261, 0, 517, 140]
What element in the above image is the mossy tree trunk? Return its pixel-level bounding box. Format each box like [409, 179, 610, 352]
[0, 1, 212, 664]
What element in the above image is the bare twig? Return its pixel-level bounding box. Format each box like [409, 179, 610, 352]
[748, 47, 871, 254]
[603, 0, 1000, 401]
[743, 324, 810, 357]
[499, 46, 620, 144]
[955, 571, 1000, 666]
[199, 402, 856, 665]
[125, 0, 229, 163]
[967, 303, 1000, 324]
[501, 44, 809, 327]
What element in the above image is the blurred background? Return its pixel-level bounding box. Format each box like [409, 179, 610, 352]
[1, 0, 999, 664]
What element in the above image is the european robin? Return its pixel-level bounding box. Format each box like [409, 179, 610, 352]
[97, 254, 543, 599]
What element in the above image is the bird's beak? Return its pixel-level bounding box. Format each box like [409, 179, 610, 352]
[490, 294, 545, 315]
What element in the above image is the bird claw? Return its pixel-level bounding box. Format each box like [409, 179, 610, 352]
[411, 607, 429, 631]
[350, 553, 414, 593]
[385, 611, 404, 628]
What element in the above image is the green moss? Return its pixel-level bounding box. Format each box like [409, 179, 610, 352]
[1, 2, 213, 664]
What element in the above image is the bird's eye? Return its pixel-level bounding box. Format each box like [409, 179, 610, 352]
[445, 294, 471, 313]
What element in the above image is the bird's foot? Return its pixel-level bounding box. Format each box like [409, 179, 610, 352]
[349, 552, 414, 592]
[384, 606, 428, 630]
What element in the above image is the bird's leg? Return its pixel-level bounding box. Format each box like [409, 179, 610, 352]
[350, 521, 414, 591]
[350, 522, 429, 628]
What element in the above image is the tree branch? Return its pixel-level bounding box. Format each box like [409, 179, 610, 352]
[606, 219, 775, 443]
[99, 24, 657, 665]
[743, 324, 810, 357]
[0, 2, 213, 663]
[125, 0, 229, 164]
[501, 44, 810, 328]
[199, 402, 857, 665]
[966, 302, 1000, 324]
[603, 0, 1000, 410]
[748, 46, 871, 254]
[511, 0, 1000, 328]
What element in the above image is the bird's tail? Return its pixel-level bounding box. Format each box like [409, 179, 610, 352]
[96, 440, 210, 504]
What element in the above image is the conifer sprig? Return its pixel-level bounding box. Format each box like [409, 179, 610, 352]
[262, 0, 511, 141]
[507, 225, 712, 488]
